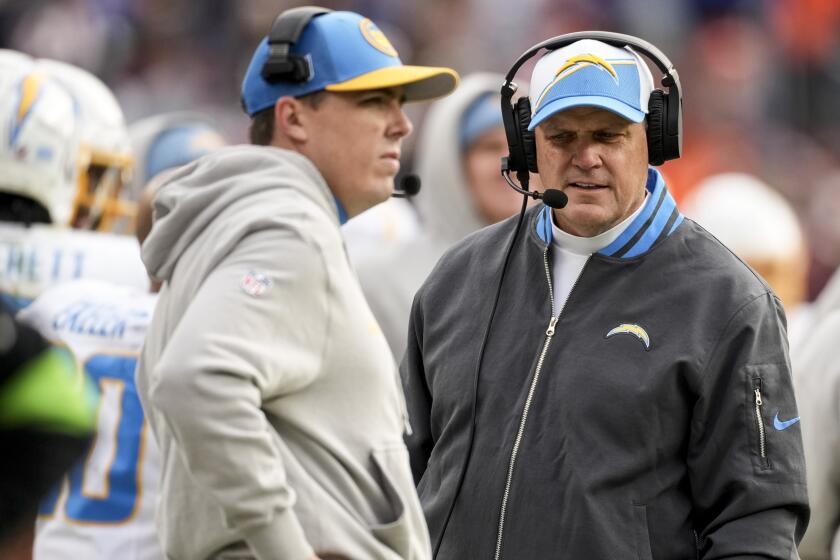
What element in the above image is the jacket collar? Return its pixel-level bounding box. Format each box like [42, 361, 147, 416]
[533, 168, 683, 259]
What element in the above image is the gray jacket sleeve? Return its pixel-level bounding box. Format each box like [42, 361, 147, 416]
[688, 292, 809, 559]
[401, 289, 434, 485]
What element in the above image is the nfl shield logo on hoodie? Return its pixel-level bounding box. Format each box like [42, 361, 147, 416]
[241, 270, 272, 297]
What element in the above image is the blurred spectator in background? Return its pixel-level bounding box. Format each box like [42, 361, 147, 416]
[0, 302, 97, 560]
[127, 111, 227, 202]
[356, 73, 526, 360]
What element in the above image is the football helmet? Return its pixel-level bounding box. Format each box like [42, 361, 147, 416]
[36, 59, 135, 233]
[0, 52, 81, 226]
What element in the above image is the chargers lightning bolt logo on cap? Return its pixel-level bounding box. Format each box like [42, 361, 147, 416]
[556, 54, 619, 83]
[535, 53, 626, 111]
[605, 323, 650, 351]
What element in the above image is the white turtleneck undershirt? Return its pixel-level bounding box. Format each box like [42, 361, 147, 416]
[549, 192, 648, 315]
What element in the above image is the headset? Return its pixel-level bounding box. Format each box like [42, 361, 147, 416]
[432, 32, 682, 557]
[261, 6, 333, 83]
[501, 30, 683, 195]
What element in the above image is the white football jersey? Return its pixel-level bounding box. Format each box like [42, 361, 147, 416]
[18, 279, 162, 560]
[0, 223, 148, 313]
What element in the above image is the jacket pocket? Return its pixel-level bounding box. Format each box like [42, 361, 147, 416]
[750, 376, 771, 470]
[370, 446, 414, 558]
[632, 503, 654, 560]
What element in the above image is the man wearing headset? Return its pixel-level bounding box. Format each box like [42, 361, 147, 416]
[401, 35, 809, 559]
[135, 7, 458, 560]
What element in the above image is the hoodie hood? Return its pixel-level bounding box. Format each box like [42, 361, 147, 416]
[414, 73, 506, 243]
[142, 145, 335, 282]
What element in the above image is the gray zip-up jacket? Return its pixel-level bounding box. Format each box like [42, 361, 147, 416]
[403, 169, 809, 559]
[137, 145, 430, 560]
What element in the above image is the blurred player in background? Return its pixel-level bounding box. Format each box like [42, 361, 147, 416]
[36, 58, 137, 235]
[18, 117, 226, 560]
[682, 172, 808, 313]
[0, 51, 146, 313]
[356, 72, 525, 359]
[0, 302, 96, 560]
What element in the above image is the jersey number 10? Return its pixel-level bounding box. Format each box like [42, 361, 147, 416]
[39, 354, 146, 524]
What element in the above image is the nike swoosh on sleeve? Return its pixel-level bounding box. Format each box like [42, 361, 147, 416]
[773, 413, 800, 431]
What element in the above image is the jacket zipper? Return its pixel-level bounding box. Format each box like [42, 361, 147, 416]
[494, 246, 588, 560]
[753, 379, 767, 464]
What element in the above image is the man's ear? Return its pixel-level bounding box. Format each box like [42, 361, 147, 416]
[273, 96, 308, 144]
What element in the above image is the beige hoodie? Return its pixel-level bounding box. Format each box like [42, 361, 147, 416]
[136, 145, 429, 560]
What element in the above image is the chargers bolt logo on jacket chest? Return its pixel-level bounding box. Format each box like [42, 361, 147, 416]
[605, 323, 651, 350]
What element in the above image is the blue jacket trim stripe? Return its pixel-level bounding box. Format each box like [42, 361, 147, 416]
[600, 168, 662, 257]
[607, 182, 667, 258]
[600, 169, 682, 258]
[536, 205, 553, 245]
[618, 192, 678, 258]
[668, 214, 684, 235]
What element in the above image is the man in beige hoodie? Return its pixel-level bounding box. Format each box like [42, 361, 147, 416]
[135, 7, 457, 560]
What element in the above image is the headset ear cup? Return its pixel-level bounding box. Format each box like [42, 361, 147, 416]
[646, 90, 666, 166]
[515, 97, 539, 173]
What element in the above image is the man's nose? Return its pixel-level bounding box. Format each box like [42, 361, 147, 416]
[571, 140, 602, 169]
[389, 106, 413, 139]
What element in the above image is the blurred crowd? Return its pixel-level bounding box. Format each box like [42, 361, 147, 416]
[2, 0, 840, 299]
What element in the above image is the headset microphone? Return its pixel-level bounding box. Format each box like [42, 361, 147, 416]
[541, 189, 568, 209]
[501, 159, 568, 209]
[392, 173, 421, 198]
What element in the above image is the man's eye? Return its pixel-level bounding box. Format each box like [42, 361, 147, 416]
[550, 133, 574, 143]
[361, 96, 387, 105]
[596, 131, 622, 141]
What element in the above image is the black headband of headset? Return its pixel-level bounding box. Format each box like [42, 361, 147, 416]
[261, 6, 333, 83]
[501, 30, 682, 138]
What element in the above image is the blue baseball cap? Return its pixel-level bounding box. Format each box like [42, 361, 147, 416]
[145, 124, 225, 181]
[241, 11, 459, 117]
[460, 93, 503, 150]
[528, 39, 654, 131]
